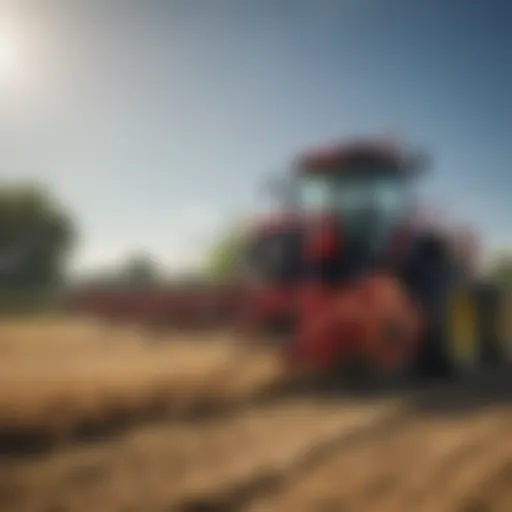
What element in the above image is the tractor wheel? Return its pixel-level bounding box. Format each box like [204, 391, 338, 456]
[416, 282, 482, 379]
[476, 283, 512, 367]
[404, 232, 482, 379]
[495, 286, 512, 365]
[445, 284, 482, 376]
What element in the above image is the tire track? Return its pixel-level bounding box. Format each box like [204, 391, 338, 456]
[0, 377, 495, 509]
[419, 426, 512, 512]
[356, 413, 512, 512]
[176, 399, 409, 512]
[461, 458, 512, 512]
[0, 396, 409, 512]
[247, 404, 512, 512]
[3, 365, 512, 511]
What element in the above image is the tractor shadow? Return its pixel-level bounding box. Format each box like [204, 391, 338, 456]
[297, 368, 512, 419]
[408, 370, 512, 417]
[1, 367, 511, 462]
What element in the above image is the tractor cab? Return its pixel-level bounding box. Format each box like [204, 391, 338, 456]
[291, 140, 424, 280]
[297, 142, 419, 249]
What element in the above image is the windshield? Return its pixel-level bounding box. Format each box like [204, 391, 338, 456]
[298, 171, 410, 252]
[299, 172, 408, 220]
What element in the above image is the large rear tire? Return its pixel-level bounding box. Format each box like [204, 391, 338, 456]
[403, 233, 481, 379]
[477, 283, 512, 367]
[417, 283, 481, 379]
[495, 286, 512, 365]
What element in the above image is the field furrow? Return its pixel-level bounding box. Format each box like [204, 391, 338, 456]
[2, 320, 512, 512]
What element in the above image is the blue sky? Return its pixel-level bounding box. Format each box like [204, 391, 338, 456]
[0, 0, 510, 273]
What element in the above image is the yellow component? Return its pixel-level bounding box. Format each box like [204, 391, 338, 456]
[496, 291, 512, 357]
[449, 290, 478, 367]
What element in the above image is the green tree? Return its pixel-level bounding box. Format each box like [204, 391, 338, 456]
[120, 251, 160, 286]
[491, 255, 512, 286]
[205, 222, 247, 281]
[0, 182, 76, 289]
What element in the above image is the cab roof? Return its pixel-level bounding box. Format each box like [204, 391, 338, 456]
[296, 138, 425, 175]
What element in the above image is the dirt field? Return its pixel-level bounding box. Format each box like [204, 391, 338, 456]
[0, 320, 286, 451]
[1, 319, 512, 512]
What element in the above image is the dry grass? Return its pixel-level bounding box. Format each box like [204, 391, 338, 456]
[0, 319, 285, 443]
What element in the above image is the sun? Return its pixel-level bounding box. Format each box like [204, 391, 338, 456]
[0, 29, 23, 83]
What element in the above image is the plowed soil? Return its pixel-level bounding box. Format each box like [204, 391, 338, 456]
[1, 319, 512, 512]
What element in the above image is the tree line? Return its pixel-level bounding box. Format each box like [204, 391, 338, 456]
[0, 180, 510, 293]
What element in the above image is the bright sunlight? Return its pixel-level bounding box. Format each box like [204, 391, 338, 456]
[0, 27, 24, 85]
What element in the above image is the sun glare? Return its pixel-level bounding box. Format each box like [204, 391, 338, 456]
[0, 29, 23, 83]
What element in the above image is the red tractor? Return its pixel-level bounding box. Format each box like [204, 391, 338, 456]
[245, 137, 512, 378]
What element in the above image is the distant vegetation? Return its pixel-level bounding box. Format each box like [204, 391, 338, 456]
[490, 254, 512, 287]
[0, 177, 510, 314]
[205, 222, 247, 281]
[0, 182, 76, 313]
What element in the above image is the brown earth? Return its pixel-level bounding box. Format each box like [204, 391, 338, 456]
[1, 319, 512, 512]
[0, 320, 287, 453]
